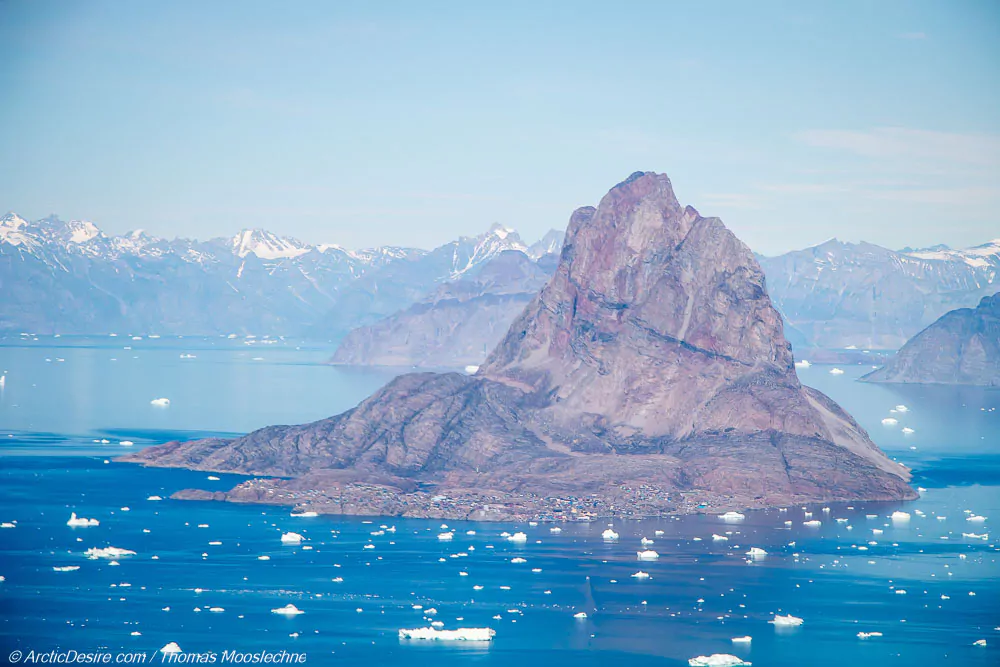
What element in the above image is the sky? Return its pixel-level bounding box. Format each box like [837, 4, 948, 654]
[0, 1, 997, 255]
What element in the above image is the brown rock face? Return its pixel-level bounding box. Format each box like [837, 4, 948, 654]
[862, 293, 1000, 386]
[122, 172, 914, 514]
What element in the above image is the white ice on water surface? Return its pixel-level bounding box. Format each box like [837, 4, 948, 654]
[398, 627, 495, 641]
[67, 513, 99, 527]
[688, 654, 751, 666]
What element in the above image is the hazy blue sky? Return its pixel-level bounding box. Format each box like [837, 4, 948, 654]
[1, 1, 997, 254]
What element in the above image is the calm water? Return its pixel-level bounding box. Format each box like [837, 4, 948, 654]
[0, 338, 997, 666]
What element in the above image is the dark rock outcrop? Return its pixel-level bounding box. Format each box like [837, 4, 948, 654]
[122, 172, 914, 515]
[862, 293, 1000, 386]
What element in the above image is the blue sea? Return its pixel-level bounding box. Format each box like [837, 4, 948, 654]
[0, 336, 997, 666]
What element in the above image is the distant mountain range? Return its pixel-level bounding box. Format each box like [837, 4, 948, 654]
[2, 211, 996, 355]
[0, 212, 562, 338]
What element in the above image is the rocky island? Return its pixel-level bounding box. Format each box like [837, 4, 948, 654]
[862, 293, 999, 386]
[121, 172, 916, 519]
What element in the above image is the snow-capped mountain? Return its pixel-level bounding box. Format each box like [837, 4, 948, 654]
[759, 238, 999, 350]
[0, 212, 560, 337]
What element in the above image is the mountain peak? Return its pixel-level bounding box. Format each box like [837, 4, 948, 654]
[230, 229, 311, 259]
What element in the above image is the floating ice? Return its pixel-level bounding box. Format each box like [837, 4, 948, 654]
[966, 515, 986, 522]
[901, 427, 915, 434]
[891, 511, 910, 522]
[207, 476, 220, 481]
[803, 520, 821, 527]
[67, 513, 99, 527]
[53, 566, 80, 572]
[602, 528, 620, 541]
[731, 636, 751, 643]
[280, 532, 304, 544]
[257, 556, 270, 561]
[507, 532, 528, 543]
[160, 643, 182, 655]
[688, 654, 751, 666]
[438, 532, 454, 541]
[550, 527, 562, 534]
[398, 627, 495, 641]
[973, 639, 986, 647]
[271, 604, 304, 616]
[150, 398, 170, 408]
[631, 571, 651, 579]
[119, 441, 134, 447]
[770, 614, 804, 627]
[85, 547, 136, 560]
[857, 632, 883, 639]
[640, 537, 654, 546]
[291, 511, 318, 517]
[829, 368, 845, 375]
[895, 405, 909, 413]
[147, 496, 163, 501]
[746, 547, 767, 558]
[719, 512, 745, 522]
[511, 557, 527, 564]
[794, 360, 810, 368]
[712, 534, 729, 541]
[637, 550, 659, 560]
[573, 612, 587, 619]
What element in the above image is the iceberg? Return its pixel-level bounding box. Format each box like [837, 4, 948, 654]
[731, 636, 752, 644]
[829, 368, 845, 375]
[688, 654, 751, 666]
[53, 566, 80, 572]
[438, 532, 454, 541]
[511, 557, 527, 564]
[398, 627, 495, 642]
[712, 534, 729, 541]
[271, 604, 304, 615]
[901, 427, 915, 434]
[719, 511, 745, 522]
[770, 614, 804, 627]
[891, 511, 910, 522]
[1, 522, 15, 528]
[794, 360, 810, 368]
[290, 511, 318, 517]
[147, 496, 163, 501]
[85, 546, 136, 559]
[746, 547, 767, 558]
[550, 526, 562, 533]
[67, 513, 99, 527]
[881, 418, 898, 426]
[973, 639, 987, 647]
[640, 537, 654, 546]
[601, 528, 619, 541]
[507, 532, 528, 543]
[803, 520, 822, 527]
[631, 571, 651, 579]
[280, 532, 305, 544]
[150, 398, 170, 407]
[573, 612, 587, 619]
[895, 405, 909, 413]
[966, 515, 986, 522]
[857, 632, 883, 639]
[636, 550, 659, 560]
[160, 643, 182, 655]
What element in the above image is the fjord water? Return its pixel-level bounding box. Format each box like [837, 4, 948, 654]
[0, 338, 997, 666]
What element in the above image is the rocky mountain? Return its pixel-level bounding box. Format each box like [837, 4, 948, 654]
[862, 293, 1000, 386]
[759, 239, 999, 350]
[122, 172, 914, 519]
[330, 250, 556, 367]
[0, 213, 537, 337]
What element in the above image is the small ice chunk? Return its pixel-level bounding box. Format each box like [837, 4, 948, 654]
[507, 532, 528, 543]
[53, 566, 80, 572]
[550, 526, 562, 534]
[150, 398, 170, 407]
[803, 520, 821, 527]
[573, 612, 587, 619]
[829, 368, 845, 375]
[901, 427, 915, 434]
[973, 639, 986, 647]
[719, 511, 745, 522]
[637, 550, 659, 560]
[437, 532, 454, 541]
[280, 532, 304, 544]
[602, 528, 619, 541]
[640, 537, 654, 546]
[147, 496, 163, 501]
[881, 418, 898, 426]
[712, 534, 729, 541]
[746, 547, 767, 558]
[290, 511, 318, 517]
[160, 642, 182, 654]
[731, 636, 752, 643]
[67, 513, 99, 527]
[398, 627, 495, 642]
[85, 546, 136, 560]
[271, 604, 304, 616]
[511, 557, 527, 564]
[794, 360, 810, 368]
[857, 632, 883, 639]
[891, 511, 910, 522]
[966, 515, 986, 522]
[770, 614, 804, 627]
[631, 571, 651, 579]
[895, 405, 908, 413]
[688, 654, 751, 666]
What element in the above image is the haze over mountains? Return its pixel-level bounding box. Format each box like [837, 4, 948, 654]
[1, 211, 996, 359]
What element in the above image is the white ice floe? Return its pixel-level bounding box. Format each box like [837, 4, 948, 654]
[271, 604, 304, 616]
[881, 418, 898, 426]
[857, 632, 883, 639]
[160, 643, 182, 654]
[746, 547, 767, 558]
[895, 405, 909, 413]
[640, 537, 654, 546]
[803, 520, 822, 527]
[637, 550, 659, 560]
[891, 511, 910, 522]
[712, 534, 729, 541]
[147, 496, 163, 501]
[119, 441, 134, 447]
[731, 636, 752, 643]
[398, 627, 495, 642]
[901, 427, 915, 434]
[257, 556, 270, 561]
[966, 515, 986, 522]
[438, 532, 454, 541]
[631, 571, 651, 579]
[1, 522, 15, 528]
[207, 476, 220, 481]
[85, 546, 136, 560]
[507, 532, 528, 543]
[973, 639, 986, 647]
[150, 398, 170, 408]
[770, 614, 804, 627]
[550, 527, 562, 533]
[688, 654, 751, 666]
[280, 532, 304, 544]
[602, 528, 620, 541]
[794, 360, 810, 369]
[67, 513, 99, 527]
[290, 511, 318, 517]
[573, 612, 588, 619]
[719, 511, 745, 522]
[53, 566, 80, 572]
[829, 368, 845, 375]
